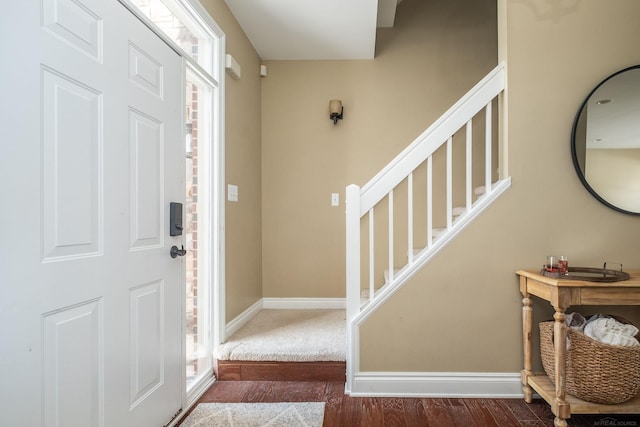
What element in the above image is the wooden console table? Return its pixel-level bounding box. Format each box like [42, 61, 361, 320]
[516, 269, 640, 427]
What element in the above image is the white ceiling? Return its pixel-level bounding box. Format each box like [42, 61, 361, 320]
[223, 0, 401, 60]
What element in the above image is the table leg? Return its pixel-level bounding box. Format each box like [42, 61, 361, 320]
[521, 294, 533, 403]
[553, 309, 569, 427]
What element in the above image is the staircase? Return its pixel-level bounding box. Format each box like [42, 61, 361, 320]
[345, 62, 509, 394]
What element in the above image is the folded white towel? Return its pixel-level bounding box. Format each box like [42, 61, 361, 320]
[584, 318, 640, 347]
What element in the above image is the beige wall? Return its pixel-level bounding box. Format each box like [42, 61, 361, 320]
[203, 0, 640, 373]
[199, 0, 263, 321]
[360, 0, 640, 373]
[261, 0, 498, 298]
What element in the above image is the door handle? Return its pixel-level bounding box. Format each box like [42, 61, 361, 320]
[170, 245, 187, 258]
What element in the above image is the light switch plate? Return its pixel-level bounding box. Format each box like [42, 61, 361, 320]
[331, 193, 339, 206]
[228, 184, 238, 202]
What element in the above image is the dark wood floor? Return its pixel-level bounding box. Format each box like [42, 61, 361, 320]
[178, 380, 640, 426]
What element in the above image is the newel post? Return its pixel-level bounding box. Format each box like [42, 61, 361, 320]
[345, 184, 361, 393]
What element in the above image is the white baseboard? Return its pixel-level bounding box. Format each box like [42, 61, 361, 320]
[225, 299, 263, 337]
[348, 372, 523, 398]
[262, 297, 346, 309]
[223, 298, 346, 338]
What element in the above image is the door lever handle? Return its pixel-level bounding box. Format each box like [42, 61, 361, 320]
[170, 245, 187, 258]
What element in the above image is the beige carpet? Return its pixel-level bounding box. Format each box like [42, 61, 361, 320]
[180, 402, 325, 427]
[213, 309, 346, 362]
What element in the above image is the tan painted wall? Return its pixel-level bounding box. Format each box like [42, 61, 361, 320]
[199, 0, 263, 321]
[203, 0, 640, 374]
[261, 0, 498, 298]
[360, 0, 640, 373]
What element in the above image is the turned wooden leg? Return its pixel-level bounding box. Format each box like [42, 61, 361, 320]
[521, 294, 533, 403]
[554, 417, 568, 427]
[553, 309, 570, 427]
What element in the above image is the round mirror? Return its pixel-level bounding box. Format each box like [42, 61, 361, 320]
[571, 65, 640, 215]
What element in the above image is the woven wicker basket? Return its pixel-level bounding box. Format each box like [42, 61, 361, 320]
[539, 321, 640, 404]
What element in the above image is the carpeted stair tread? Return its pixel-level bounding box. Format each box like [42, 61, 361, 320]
[214, 309, 346, 362]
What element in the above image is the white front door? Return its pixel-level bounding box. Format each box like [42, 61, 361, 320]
[0, 1, 183, 426]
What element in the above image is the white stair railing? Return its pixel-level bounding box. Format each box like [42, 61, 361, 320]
[345, 62, 510, 394]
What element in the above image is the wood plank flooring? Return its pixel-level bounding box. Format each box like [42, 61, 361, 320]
[178, 380, 640, 426]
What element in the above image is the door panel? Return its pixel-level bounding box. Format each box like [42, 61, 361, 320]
[0, 1, 183, 426]
[129, 42, 164, 97]
[42, 300, 103, 427]
[41, 67, 103, 260]
[129, 108, 164, 249]
[129, 280, 164, 406]
[42, 0, 103, 61]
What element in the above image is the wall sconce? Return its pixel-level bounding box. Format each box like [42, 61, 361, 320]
[329, 99, 343, 125]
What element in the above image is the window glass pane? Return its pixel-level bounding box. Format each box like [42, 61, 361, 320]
[185, 69, 212, 391]
[129, 0, 211, 71]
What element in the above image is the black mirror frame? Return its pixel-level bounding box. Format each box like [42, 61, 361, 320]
[570, 64, 640, 216]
